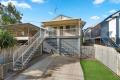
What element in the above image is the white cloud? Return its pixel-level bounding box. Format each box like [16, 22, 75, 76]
[109, 9, 117, 13]
[31, 0, 45, 3]
[48, 11, 54, 15]
[1, 0, 31, 9]
[110, 0, 120, 4]
[93, 0, 105, 4]
[90, 16, 100, 20]
[18, 3, 31, 9]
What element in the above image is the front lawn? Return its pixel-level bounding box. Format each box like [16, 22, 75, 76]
[80, 60, 120, 80]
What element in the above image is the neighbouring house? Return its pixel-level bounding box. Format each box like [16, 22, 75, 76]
[42, 15, 85, 56]
[84, 10, 120, 47]
[83, 27, 94, 45]
[0, 23, 39, 44]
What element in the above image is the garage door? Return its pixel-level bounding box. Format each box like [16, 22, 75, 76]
[60, 38, 79, 56]
[43, 38, 57, 53]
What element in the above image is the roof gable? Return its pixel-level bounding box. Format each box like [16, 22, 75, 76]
[52, 15, 73, 21]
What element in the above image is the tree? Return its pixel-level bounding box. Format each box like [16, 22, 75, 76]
[7, 2, 22, 23]
[0, 2, 22, 25]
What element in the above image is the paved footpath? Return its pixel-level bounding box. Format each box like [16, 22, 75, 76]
[13, 54, 84, 80]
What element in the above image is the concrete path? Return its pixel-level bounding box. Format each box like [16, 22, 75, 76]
[13, 54, 84, 80]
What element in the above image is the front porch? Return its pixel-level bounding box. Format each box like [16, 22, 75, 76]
[48, 27, 80, 37]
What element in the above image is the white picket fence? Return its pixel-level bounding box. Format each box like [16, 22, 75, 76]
[94, 44, 120, 76]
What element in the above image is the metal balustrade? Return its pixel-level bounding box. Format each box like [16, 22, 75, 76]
[48, 28, 80, 37]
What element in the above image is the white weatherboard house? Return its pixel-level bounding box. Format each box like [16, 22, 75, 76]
[42, 15, 85, 56]
[12, 15, 85, 71]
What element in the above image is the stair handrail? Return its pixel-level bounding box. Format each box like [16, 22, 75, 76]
[13, 30, 41, 57]
[101, 38, 120, 48]
[22, 31, 48, 66]
[108, 38, 120, 48]
[13, 29, 46, 66]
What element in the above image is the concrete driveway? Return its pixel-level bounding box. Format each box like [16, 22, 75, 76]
[13, 54, 84, 80]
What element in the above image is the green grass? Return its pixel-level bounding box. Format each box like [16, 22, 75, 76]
[80, 60, 120, 80]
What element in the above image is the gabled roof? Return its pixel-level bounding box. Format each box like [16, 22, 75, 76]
[87, 10, 120, 29]
[104, 10, 120, 21]
[51, 15, 74, 21]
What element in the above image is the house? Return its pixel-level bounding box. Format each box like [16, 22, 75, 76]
[11, 15, 85, 71]
[42, 15, 85, 56]
[84, 10, 120, 47]
[0, 23, 39, 44]
[83, 27, 94, 44]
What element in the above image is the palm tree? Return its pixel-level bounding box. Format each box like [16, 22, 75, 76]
[0, 29, 16, 63]
[0, 29, 16, 48]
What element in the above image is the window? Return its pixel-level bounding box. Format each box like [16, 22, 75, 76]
[21, 31, 25, 36]
[66, 25, 70, 29]
[70, 25, 76, 29]
[53, 27, 57, 29]
[60, 26, 63, 29]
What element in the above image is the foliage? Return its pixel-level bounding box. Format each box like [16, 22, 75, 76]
[0, 29, 16, 49]
[0, 2, 22, 25]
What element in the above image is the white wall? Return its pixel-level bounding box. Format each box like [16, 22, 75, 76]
[109, 18, 116, 38]
[119, 18, 120, 36]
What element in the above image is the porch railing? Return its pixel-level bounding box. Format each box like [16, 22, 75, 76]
[48, 28, 80, 37]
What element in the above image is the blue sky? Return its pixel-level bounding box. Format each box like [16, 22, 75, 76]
[0, 0, 120, 29]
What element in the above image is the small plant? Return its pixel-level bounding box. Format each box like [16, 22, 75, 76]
[0, 29, 16, 49]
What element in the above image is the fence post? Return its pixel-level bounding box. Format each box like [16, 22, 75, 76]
[1, 65, 4, 80]
[117, 54, 119, 75]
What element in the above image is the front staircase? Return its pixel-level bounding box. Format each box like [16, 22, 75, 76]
[13, 29, 47, 70]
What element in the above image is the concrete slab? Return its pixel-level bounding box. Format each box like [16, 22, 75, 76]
[13, 54, 84, 80]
